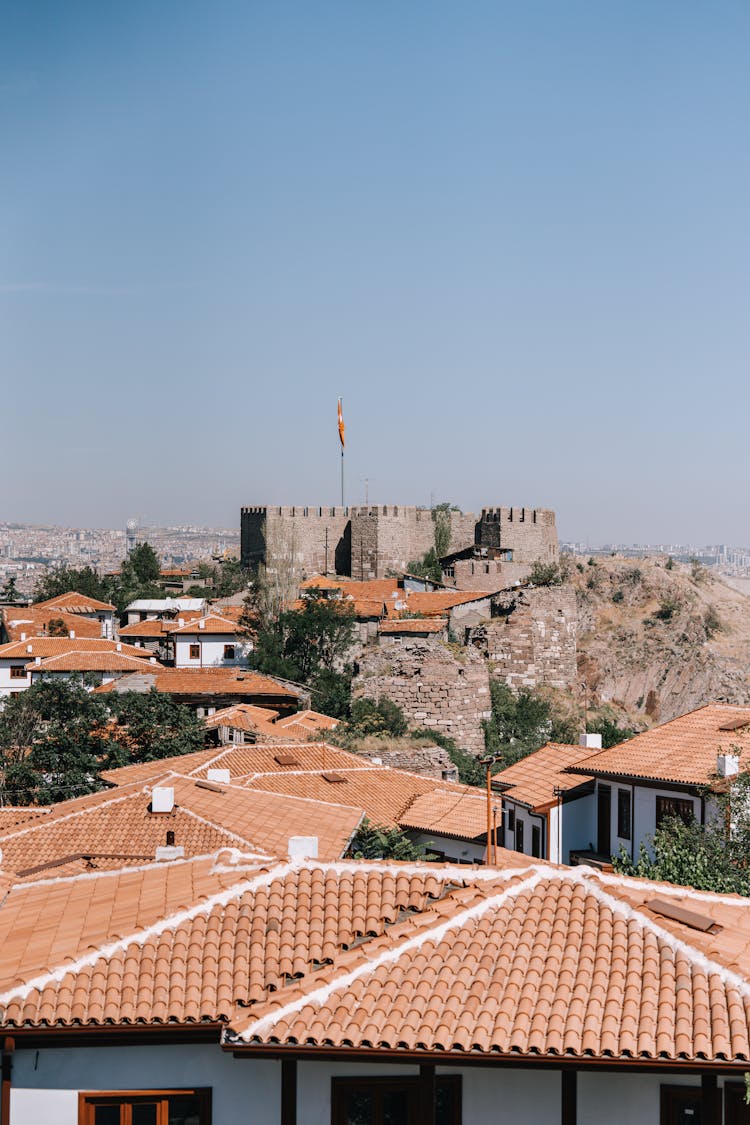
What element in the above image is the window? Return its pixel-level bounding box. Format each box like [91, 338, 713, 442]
[79, 1089, 210, 1125]
[223, 644, 236, 660]
[659, 1084, 701, 1125]
[189, 644, 200, 660]
[515, 819, 524, 853]
[505, 805, 515, 833]
[656, 796, 695, 829]
[9, 666, 26, 679]
[617, 789, 632, 840]
[531, 824, 541, 858]
[332, 1076, 460, 1125]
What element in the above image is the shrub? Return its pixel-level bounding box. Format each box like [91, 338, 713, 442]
[654, 596, 679, 621]
[528, 561, 564, 587]
[611, 590, 624, 604]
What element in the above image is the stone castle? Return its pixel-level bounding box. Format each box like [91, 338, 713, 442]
[241, 504, 558, 582]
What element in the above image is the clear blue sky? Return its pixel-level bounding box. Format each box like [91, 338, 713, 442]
[2, 1, 748, 543]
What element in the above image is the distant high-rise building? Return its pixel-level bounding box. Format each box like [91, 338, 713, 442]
[125, 518, 138, 557]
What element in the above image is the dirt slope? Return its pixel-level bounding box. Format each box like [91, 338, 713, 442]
[572, 556, 750, 724]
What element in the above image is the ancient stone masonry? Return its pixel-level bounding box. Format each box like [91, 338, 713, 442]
[468, 586, 577, 691]
[241, 503, 558, 583]
[353, 638, 491, 755]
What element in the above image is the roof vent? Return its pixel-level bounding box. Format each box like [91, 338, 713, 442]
[195, 779, 224, 793]
[155, 844, 185, 862]
[647, 897, 722, 934]
[717, 752, 740, 778]
[288, 836, 318, 860]
[274, 753, 300, 767]
[322, 771, 347, 783]
[579, 733, 602, 750]
[151, 787, 175, 813]
[718, 715, 750, 732]
[207, 768, 231, 784]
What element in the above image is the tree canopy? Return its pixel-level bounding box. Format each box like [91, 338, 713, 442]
[33, 565, 111, 605]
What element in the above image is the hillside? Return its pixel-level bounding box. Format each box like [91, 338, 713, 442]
[571, 556, 750, 724]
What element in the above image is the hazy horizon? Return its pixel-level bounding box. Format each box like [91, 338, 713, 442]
[3, 2, 748, 544]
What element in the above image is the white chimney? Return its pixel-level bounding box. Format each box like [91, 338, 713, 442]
[26, 644, 32, 654]
[207, 768, 231, 784]
[152, 787, 175, 813]
[178, 617, 185, 627]
[155, 844, 185, 861]
[70, 630, 75, 639]
[20, 633, 25, 642]
[116, 642, 122, 651]
[579, 733, 603, 750]
[199, 620, 205, 630]
[288, 836, 318, 860]
[35, 656, 41, 665]
[717, 752, 740, 778]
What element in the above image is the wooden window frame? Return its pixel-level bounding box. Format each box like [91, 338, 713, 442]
[617, 788, 632, 840]
[515, 818, 524, 853]
[656, 796, 695, 830]
[9, 666, 27, 679]
[79, 1087, 211, 1125]
[331, 1074, 461, 1125]
[223, 644, 236, 660]
[188, 643, 201, 660]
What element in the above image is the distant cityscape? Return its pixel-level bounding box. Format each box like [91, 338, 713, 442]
[563, 541, 750, 575]
[0, 521, 240, 595]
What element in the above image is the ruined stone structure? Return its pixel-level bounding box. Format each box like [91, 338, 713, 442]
[468, 586, 577, 691]
[241, 504, 558, 583]
[354, 638, 491, 754]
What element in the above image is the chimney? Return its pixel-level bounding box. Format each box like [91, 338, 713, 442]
[717, 752, 740, 778]
[370, 757, 383, 766]
[579, 733, 602, 750]
[178, 617, 185, 627]
[155, 843, 184, 861]
[166, 830, 175, 846]
[20, 633, 25, 642]
[199, 620, 205, 630]
[35, 656, 41, 665]
[151, 787, 175, 814]
[288, 836, 318, 860]
[70, 629, 75, 639]
[207, 768, 231, 784]
[442, 766, 459, 783]
[26, 644, 32, 654]
[116, 642, 122, 651]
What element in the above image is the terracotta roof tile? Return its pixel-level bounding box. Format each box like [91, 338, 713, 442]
[26, 651, 161, 673]
[34, 591, 116, 613]
[171, 614, 242, 636]
[493, 742, 598, 810]
[0, 637, 151, 661]
[2, 607, 104, 642]
[92, 667, 299, 701]
[569, 705, 750, 786]
[379, 619, 448, 634]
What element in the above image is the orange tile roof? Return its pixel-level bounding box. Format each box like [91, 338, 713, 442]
[0, 637, 153, 661]
[118, 619, 181, 638]
[379, 618, 448, 634]
[398, 789, 490, 839]
[394, 590, 492, 617]
[0, 857, 456, 1029]
[204, 703, 282, 733]
[35, 591, 116, 613]
[493, 742, 598, 810]
[230, 861, 750, 1063]
[4, 850, 750, 1066]
[93, 667, 299, 701]
[274, 710, 339, 736]
[27, 651, 161, 673]
[171, 614, 242, 636]
[2, 607, 104, 642]
[300, 577, 400, 600]
[568, 704, 750, 786]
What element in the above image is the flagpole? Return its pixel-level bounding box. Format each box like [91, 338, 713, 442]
[341, 446, 344, 507]
[338, 397, 345, 507]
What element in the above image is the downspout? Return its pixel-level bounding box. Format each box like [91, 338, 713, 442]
[1, 1036, 14, 1125]
[631, 783, 635, 864]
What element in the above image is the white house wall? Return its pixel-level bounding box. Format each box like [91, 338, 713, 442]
[407, 830, 486, 864]
[606, 782, 702, 863]
[560, 792, 597, 863]
[174, 634, 253, 668]
[10, 1043, 727, 1124]
[502, 798, 546, 859]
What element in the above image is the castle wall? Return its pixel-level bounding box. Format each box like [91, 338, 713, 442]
[479, 508, 558, 564]
[446, 559, 535, 592]
[469, 586, 577, 691]
[354, 638, 491, 754]
[242, 504, 557, 582]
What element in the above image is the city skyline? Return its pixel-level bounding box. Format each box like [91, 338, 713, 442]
[3, 1, 748, 543]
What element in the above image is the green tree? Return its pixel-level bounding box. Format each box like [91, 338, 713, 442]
[110, 542, 164, 612]
[349, 697, 408, 737]
[613, 771, 750, 894]
[1, 575, 21, 604]
[348, 818, 434, 861]
[483, 681, 577, 768]
[104, 690, 205, 767]
[250, 591, 356, 708]
[33, 566, 111, 604]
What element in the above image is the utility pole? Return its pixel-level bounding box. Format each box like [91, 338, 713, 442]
[479, 756, 502, 865]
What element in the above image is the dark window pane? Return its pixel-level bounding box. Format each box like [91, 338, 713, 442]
[382, 1088, 411, 1125]
[341, 1091, 374, 1125]
[132, 1105, 158, 1125]
[93, 1109, 121, 1125]
[618, 789, 631, 840]
[168, 1097, 203, 1125]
